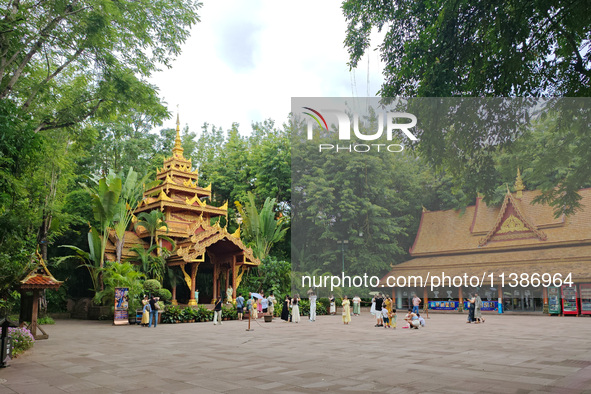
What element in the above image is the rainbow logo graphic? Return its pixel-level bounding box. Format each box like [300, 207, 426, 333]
[302, 107, 328, 131]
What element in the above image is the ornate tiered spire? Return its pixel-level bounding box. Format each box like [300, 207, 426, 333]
[515, 168, 525, 198]
[172, 110, 184, 158]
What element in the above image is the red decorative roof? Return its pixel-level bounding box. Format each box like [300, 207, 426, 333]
[20, 251, 63, 290]
[21, 274, 62, 289]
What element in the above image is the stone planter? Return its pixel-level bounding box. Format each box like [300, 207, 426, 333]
[264, 315, 273, 323]
[88, 305, 112, 320]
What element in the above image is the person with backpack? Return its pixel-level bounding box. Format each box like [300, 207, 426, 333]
[149, 296, 160, 327]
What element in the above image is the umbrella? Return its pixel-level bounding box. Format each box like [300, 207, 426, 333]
[250, 292, 263, 299]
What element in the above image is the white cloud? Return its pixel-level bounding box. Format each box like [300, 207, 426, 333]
[149, 1, 384, 135]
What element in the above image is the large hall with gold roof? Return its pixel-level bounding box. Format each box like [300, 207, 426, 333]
[382, 171, 591, 316]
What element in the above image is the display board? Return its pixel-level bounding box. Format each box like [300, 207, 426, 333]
[428, 301, 458, 310]
[561, 285, 578, 315]
[114, 287, 129, 325]
[548, 286, 561, 315]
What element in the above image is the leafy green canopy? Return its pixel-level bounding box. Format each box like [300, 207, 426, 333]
[0, 0, 201, 131]
[343, 0, 591, 97]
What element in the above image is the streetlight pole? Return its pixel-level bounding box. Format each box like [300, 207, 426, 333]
[337, 240, 348, 274]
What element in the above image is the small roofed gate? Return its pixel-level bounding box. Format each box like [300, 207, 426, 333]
[20, 250, 63, 339]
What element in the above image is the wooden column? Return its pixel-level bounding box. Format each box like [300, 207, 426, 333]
[225, 266, 230, 299]
[171, 285, 178, 305]
[458, 287, 463, 312]
[213, 263, 218, 301]
[188, 263, 199, 306]
[31, 289, 39, 338]
[232, 255, 237, 301]
[423, 287, 428, 308]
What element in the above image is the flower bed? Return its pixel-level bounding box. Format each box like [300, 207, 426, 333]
[0, 326, 35, 356]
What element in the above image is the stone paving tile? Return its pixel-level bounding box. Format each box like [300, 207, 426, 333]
[2, 314, 591, 393]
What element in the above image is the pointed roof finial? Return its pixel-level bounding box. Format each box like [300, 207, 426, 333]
[173, 105, 184, 158]
[515, 168, 525, 198]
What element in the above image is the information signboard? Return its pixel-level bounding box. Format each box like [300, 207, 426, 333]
[114, 287, 129, 325]
[428, 301, 458, 310]
[548, 286, 561, 315]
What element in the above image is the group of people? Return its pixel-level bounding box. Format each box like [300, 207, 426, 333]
[370, 293, 398, 328]
[140, 295, 160, 327]
[280, 294, 301, 322]
[328, 293, 362, 316]
[466, 292, 485, 324]
[403, 309, 426, 329]
[234, 291, 277, 322]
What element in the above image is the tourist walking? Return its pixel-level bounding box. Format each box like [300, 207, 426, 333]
[141, 295, 150, 326]
[352, 295, 361, 316]
[267, 292, 276, 318]
[309, 291, 317, 322]
[370, 294, 376, 317]
[236, 293, 245, 320]
[329, 294, 336, 315]
[292, 294, 301, 323]
[375, 294, 384, 327]
[257, 294, 263, 315]
[474, 292, 485, 323]
[342, 295, 351, 324]
[261, 293, 269, 315]
[466, 293, 475, 323]
[148, 296, 159, 328]
[252, 298, 258, 319]
[281, 295, 291, 322]
[412, 294, 421, 314]
[381, 307, 390, 328]
[213, 296, 223, 325]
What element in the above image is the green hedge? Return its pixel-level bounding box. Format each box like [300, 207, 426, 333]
[273, 300, 327, 317]
[161, 304, 239, 324]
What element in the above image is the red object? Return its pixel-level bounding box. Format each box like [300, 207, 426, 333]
[561, 285, 579, 315]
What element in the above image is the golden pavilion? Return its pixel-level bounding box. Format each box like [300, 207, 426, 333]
[104, 115, 259, 305]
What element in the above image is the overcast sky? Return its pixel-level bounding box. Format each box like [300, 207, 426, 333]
[149, 1, 384, 136]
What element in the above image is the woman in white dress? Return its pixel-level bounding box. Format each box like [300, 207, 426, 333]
[292, 294, 301, 323]
[329, 294, 336, 315]
[370, 295, 376, 317]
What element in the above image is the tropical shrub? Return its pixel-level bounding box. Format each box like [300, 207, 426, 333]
[143, 279, 161, 295]
[222, 305, 237, 320]
[181, 307, 198, 322]
[37, 316, 55, 325]
[162, 305, 182, 323]
[155, 288, 172, 302]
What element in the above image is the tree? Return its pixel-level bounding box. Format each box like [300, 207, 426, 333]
[135, 210, 168, 249]
[112, 168, 157, 263]
[343, 0, 591, 97]
[0, 0, 202, 132]
[235, 192, 288, 261]
[85, 174, 121, 276]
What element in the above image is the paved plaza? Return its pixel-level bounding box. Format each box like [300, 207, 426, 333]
[1, 312, 591, 393]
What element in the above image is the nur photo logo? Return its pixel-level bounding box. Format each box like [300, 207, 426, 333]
[302, 107, 418, 153]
